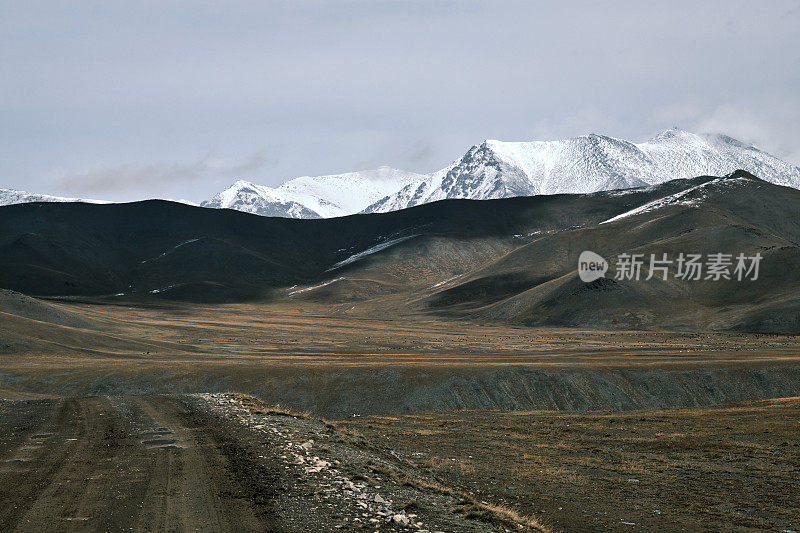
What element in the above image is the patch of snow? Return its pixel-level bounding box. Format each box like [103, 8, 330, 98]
[140, 238, 200, 264]
[601, 176, 748, 224]
[430, 275, 460, 289]
[288, 277, 345, 296]
[149, 284, 178, 294]
[327, 235, 418, 271]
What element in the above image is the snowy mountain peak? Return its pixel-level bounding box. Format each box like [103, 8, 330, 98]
[201, 167, 426, 219]
[362, 130, 800, 214]
[649, 126, 690, 139]
[232, 179, 256, 188]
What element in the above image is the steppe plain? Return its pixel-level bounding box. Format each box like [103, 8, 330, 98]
[1, 296, 798, 532]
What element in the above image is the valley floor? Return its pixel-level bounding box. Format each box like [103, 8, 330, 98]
[1, 393, 797, 532]
[2, 300, 800, 417]
[1, 300, 799, 531]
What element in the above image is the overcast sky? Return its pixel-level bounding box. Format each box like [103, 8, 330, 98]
[2, 0, 799, 202]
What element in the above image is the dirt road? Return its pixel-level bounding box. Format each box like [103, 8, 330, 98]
[0, 395, 521, 533]
[0, 395, 283, 532]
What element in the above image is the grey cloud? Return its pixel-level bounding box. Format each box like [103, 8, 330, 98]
[401, 142, 436, 169]
[60, 161, 210, 195]
[226, 152, 277, 176]
[653, 99, 800, 166]
[59, 153, 273, 196]
[353, 141, 437, 173]
[1, 0, 798, 201]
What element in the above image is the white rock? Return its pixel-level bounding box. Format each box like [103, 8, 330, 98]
[392, 514, 410, 525]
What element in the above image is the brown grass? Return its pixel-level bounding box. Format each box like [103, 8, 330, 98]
[361, 460, 550, 531]
[344, 398, 800, 532]
[224, 392, 312, 419]
[452, 499, 549, 532]
[4, 299, 800, 368]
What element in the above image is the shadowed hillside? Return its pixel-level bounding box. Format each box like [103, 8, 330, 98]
[419, 171, 800, 332]
[1, 170, 799, 332]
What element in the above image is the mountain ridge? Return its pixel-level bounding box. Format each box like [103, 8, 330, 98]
[0, 188, 108, 207]
[206, 129, 800, 218]
[200, 166, 425, 218]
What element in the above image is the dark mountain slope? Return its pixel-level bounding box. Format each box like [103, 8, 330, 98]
[420, 171, 800, 332]
[1, 171, 798, 332]
[0, 180, 711, 300]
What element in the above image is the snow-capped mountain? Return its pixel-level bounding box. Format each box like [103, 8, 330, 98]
[202, 129, 800, 219]
[201, 166, 426, 218]
[364, 129, 800, 213]
[0, 188, 106, 207]
[4, 129, 798, 218]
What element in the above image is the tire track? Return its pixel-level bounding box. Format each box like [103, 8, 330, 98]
[0, 399, 86, 530]
[0, 396, 282, 532]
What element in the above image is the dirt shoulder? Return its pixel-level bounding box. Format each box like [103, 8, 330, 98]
[193, 392, 546, 532]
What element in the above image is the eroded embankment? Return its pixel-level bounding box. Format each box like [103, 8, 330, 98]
[249, 365, 800, 418]
[2, 365, 799, 419]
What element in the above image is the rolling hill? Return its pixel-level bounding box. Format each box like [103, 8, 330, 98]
[0, 170, 798, 332]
